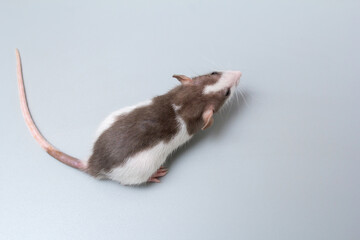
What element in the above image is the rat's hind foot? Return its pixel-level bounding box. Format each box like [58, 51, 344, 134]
[148, 167, 168, 183]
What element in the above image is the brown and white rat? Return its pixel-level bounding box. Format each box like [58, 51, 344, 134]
[15, 49, 242, 185]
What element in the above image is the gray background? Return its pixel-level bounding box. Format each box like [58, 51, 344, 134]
[1, 0, 359, 239]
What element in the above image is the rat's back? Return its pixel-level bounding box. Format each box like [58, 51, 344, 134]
[87, 95, 191, 185]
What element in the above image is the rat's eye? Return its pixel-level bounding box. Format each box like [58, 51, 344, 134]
[210, 71, 218, 75]
[225, 89, 231, 97]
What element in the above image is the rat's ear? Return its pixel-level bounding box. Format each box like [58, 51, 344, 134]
[202, 106, 214, 130]
[172, 74, 193, 85]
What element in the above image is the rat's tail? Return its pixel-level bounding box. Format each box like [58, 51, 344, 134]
[16, 49, 87, 171]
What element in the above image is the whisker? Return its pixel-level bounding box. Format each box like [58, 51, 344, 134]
[239, 88, 249, 107]
[235, 90, 240, 105]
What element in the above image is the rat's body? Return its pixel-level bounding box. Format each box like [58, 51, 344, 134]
[16, 49, 242, 185]
[89, 95, 191, 184]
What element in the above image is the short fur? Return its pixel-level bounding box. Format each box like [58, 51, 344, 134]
[107, 115, 191, 185]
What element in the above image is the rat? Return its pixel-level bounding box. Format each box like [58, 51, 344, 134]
[15, 49, 242, 185]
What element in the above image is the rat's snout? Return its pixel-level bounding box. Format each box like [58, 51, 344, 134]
[225, 70, 242, 86]
[234, 71, 242, 81]
[203, 70, 242, 95]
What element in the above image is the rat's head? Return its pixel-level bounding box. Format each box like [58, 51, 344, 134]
[171, 70, 242, 134]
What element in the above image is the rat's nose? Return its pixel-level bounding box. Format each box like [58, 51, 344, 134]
[227, 70, 242, 85]
[233, 71, 242, 79]
[226, 70, 242, 79]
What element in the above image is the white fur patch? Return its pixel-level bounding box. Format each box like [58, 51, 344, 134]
[203, 71, 242, 95]
[95, 99, 152, 139]
[172, 104, 181, 111]
[107, 115, 191, 185]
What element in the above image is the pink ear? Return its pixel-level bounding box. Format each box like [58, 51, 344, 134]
[172, 74, 193, 85]
[202, 107, 214, 130]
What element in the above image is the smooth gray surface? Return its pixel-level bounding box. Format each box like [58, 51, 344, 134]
[1, 1, 359, 239]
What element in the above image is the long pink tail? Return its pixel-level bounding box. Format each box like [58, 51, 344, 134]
[16, 49, 86, 170]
